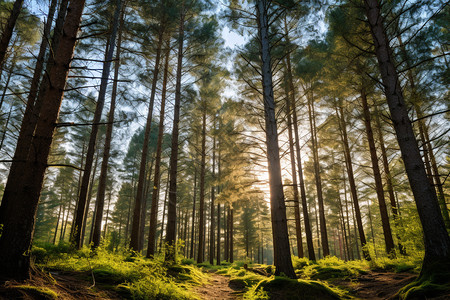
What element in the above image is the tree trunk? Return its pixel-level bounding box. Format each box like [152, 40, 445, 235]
[0, 0, 23, 72]
[374, 105, 406, 255]
[0, 0, 68, 224]
[130, 28, 165, 252]
[72, 2, 121, 249]
[209, 134, 216, 265]
[147, 41, 170, 257]
[335, 102, 371, 260]
[283, 65, 303, 258]
[216, 203, 221, 265]
[0, 86, 13, 153]
[197, 108, 207, 263]
[224, 206, 229, 262]
[0, 50, 16, 112]
[255, 0, 295, 279]
[364, 0, 450, 273]
[165, 2, 185, 262]
[158, 174, 169, 253]
[307, 93, 330, 257]
[53, 194, 63, 245]
[426, 129, 450, 229]
[229, 207, 234, 263]
[283, 19, 314, 260]
[360, 85, 395, 256]
[103, 188, 113, 238]
[84, 148, 100, 246]
[92, 0, 123, 248]
[0, 0, 85, 280]
[398, 35, 450, 229]
[190, 167, 198, 259]
[22, 0, 58, 119]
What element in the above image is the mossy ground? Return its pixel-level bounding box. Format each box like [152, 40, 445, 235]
[396, 259, 450, 299]
[13, 244, 446, 299]
[28, 243, 209, 299]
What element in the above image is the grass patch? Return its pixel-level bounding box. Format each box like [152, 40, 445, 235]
[244, 276, 350, 300]
[38, 246, 207, 299]
[215, 263, 268, 291]
[296, 256, 368, 280]
[369, 256, 421, 273]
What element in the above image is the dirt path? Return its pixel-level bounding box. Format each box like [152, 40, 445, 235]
[194, 273, 244, 300]
[334, 271, 417, 299]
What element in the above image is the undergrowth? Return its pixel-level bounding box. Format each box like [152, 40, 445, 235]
[293, 255, 421, 281]
[33, 243, 208, 300]
[243, 276, 350, 300]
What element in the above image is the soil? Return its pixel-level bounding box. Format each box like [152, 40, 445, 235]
[194, 272, 245, 300]
[2, 269, 448, 300]
[333, 271, 417, 299]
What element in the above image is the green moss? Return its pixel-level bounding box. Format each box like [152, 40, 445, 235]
[369, 256, 420, 273]
[181, 258, 195, 265]
[15, 285, 58, 299]
[292, 256, 311, 269]
[398, 260, 450, 299]
[31, 246, 48, 263]
[296, 256, 366, 280]
[41, 247, 207, 299]
[244, 276, 350, 300]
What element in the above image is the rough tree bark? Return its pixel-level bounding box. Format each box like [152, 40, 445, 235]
[72, 0, 122, 249]
[197, 107, 207, 263]
[256, 0, 295, 278]
[360, 83, 395, 256]
[374, 105, 406, 255]
[364, 0, 450, 276]
[189, 167, 198, 259]
[0, 0, 86, 280]
[0, 0, 68, 224]
[287, 61, 315, 262]
[283, 68, 303, 258]
[209, 133, 216, 265]
[92, 0, 123, 248]
[165, 1, 185, 262]
[129, 24, 166, 252]
[0, 0, 24, 73]
[147, 40, 170, 257]
[335, 102, 371, 260]
[307, 92, 330, 257]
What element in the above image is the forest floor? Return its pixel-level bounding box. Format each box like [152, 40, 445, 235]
[194, 271, 245, 299]
[0, 270, 124, 300]
[1, 247, 450, 300]
[332, 271, 417, 299]
[1, 269, 450, 299]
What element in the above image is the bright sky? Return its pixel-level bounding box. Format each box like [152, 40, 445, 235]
[222, 26, 247, 49]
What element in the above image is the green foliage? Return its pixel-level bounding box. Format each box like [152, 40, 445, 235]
[292, 256, 311, 269]
[244, 276, 349, 300]
[181, 258, 195, 265]
[295, 256, 368, 280]
[216, 264, 266, 288]
[368, 256, 421, 273]
[38, 246, 208, 299]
